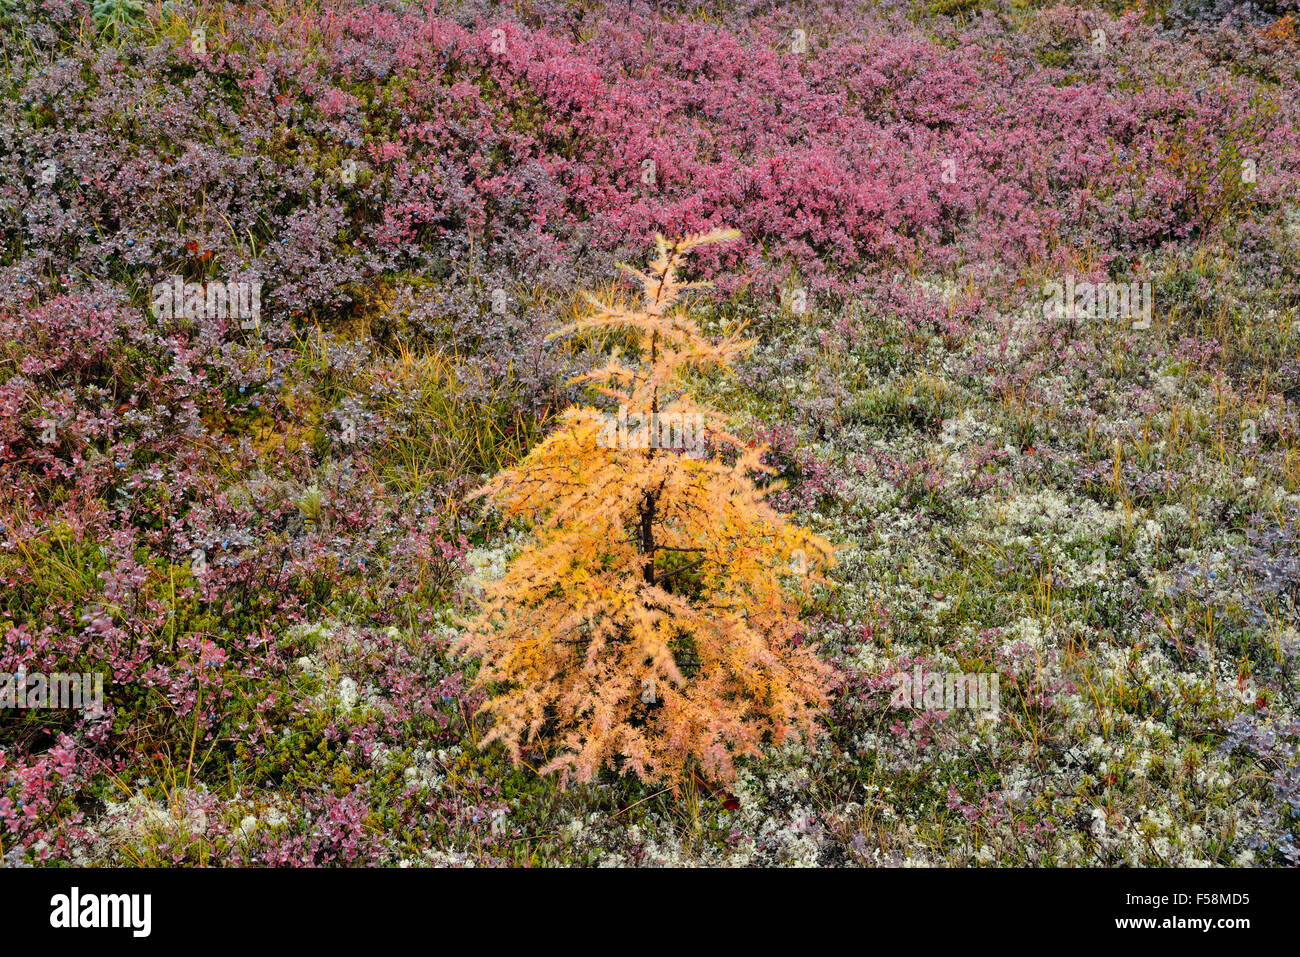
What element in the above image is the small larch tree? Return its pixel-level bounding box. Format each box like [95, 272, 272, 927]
[457, 229, 835, 789]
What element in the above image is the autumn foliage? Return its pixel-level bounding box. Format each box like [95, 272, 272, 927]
[457, 230, 835, 789]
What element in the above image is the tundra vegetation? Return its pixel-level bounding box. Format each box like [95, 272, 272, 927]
[1, 0, 1298, 866]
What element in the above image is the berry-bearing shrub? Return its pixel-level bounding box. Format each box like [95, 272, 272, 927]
[457, 229, 835, 790]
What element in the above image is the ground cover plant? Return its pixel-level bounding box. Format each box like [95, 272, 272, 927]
[0, 0, 1298, 867]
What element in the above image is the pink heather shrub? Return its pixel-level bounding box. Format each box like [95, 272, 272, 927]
[1, 0, 1296, 314]
[0, 283, 466, 860]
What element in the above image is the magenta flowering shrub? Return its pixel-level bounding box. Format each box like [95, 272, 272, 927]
[3, 0, 1298, 314]
[0, 282, 467, 860]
